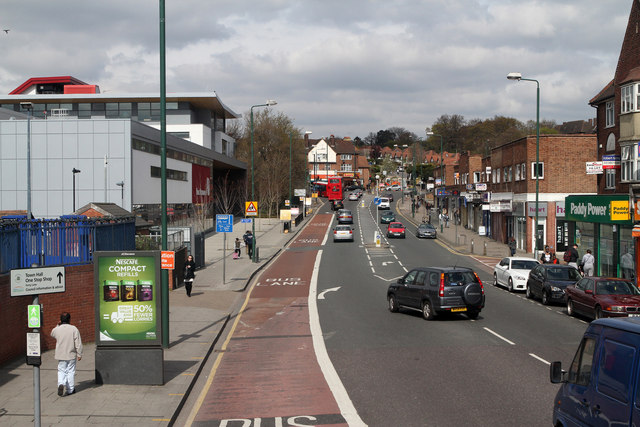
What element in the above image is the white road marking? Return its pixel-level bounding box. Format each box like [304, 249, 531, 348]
[483, 327, 516, 345]
[309, 250, 367, 426]
[529, 353, 551, 365]
[318, 287, 341, 300]
[382, 261, 394, 266]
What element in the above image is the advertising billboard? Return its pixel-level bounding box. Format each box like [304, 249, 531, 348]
[192, 164, 212, 203]
[94, 251, 162, 346]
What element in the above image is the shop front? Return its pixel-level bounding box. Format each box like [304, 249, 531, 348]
[565, 195, 634, 279]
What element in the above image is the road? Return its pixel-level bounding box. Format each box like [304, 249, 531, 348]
[317, 192, 588, 426]
[181, 191, 591, 426]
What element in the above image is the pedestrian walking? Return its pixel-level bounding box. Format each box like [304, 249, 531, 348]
[508, 237, 517, 257]
[243, 230, 254, 258]
[234, 237, 241, 259]
[540, 245, 552, 263]
[243, 230, 251, 255]
[581, 249, 595, 276]
[51, 312, 83, 396]
[184, 254, 196, 297]
[567, 244, 580, 269]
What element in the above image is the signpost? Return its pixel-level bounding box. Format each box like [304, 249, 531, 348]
[374, 197, 381, 223]
[216, 214, 234, 283]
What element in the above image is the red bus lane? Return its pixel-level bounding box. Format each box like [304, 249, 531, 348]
[190, 214, 350, 427]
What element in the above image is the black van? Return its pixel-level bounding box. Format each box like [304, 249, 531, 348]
[550, 317, 640, 425]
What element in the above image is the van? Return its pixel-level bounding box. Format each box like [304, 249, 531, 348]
[550, 317, 640, 426]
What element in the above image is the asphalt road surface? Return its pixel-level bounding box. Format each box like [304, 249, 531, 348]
[317, 193, 588, 426]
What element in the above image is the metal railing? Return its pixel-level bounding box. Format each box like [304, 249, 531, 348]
[0, 217, 135, 274]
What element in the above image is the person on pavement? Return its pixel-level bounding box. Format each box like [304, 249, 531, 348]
[184, 254, 196, 297]
[567, 244, 580, 269]
[540, 245, 553, 263]
[51, 312, 83, 396]
[581, 249, 595, 276]
[508, 237, 516, 257]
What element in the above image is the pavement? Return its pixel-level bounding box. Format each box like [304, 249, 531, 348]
[0, 195, 517, 426]
[0, 205, 320, 427]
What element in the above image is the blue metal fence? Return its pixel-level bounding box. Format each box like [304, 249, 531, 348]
[0, 217, 135, 274]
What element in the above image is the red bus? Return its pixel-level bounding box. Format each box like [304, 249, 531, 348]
[311, 181, 328, 197]
[327, 177, 343, 201]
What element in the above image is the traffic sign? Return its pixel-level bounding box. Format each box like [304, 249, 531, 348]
[216, 214, 234, 233]
[241, 218, 252, 223]
[11, 266, 66, 297]
[245, 201, 258, 217]
[374, 197, 381, 205]
[28, 305, 41, 328]
[161, 251, 175, 269]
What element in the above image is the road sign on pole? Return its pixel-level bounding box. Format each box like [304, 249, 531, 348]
[11, 266, 66, 297]
[245, 201, 258, 217]
[216, 214, 234, 233]
[28, 305, 41, 328]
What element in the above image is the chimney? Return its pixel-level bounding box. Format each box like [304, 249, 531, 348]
[330, 135, 335, 146]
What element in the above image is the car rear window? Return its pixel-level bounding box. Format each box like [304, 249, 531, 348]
[444, 271, 477, 285]
[336, 225, 351, 230]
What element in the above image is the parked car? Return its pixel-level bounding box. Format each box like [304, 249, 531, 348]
[331, 200, 344, 210]
[550, 317, 640, 426]
[380, 211, 396, 224]
[493, 257, 540, 292]
[386, 222, 405, 238]
[416, 223, 437, 239]
[525, 264, 581, 305]
[565, 277, 640, 319]
[385, 193, 394, 202]
[377, 197, 390, 210]
[333, 225, 354, 242]
[387, 267, 485, 320]
[337, 209, 353, 224]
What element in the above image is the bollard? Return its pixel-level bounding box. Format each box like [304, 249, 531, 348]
[483, 241, 487, 256]
[471, 239, 474, 254]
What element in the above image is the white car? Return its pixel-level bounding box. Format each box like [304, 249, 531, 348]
[348, 193, 359, 201]
[377, 197, 390, 210]
[493, 257, 540, 292]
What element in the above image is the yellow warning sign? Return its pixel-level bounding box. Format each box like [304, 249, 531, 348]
[245, 201, 258, 217]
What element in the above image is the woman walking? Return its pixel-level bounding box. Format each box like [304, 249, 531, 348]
[184, 254, 196, 297]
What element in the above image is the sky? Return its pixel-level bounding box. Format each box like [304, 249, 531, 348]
[0, 0, 634, 140]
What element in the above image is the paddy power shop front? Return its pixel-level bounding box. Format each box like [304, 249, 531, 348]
[565, 195, 635, 279]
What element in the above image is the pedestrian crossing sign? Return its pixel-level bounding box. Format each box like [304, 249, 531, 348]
[245, 201, 258, 216]
[28, 305, 40, 328]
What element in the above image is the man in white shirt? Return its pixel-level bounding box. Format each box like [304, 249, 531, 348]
[51, 312, 83, 396]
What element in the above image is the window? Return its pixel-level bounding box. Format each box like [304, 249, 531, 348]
[106, 102, 132, 118]
[606, 100, 615, 127]
[508, 166, 513, 182]
[521, 163, 526, 180]
[597, 339, 635, 403]
[568, 337, 596, 386]
[605, 169, 616, 189]
[473, 172, 481, 183]
[621, 143, 640, 182]
[137, 102, 161, 121]
[515, 165, 520, 181]
[150, 166, 187, 181]
[340, 163, 352, 172]
[496, 168, 501, 184]
[340, 154, 352, 160]
[531, 162, 544, 179]
[621, 83, 640, 113]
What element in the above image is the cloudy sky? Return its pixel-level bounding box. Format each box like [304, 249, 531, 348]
[0, 0, 633, 139]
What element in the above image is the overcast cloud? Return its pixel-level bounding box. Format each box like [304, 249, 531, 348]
[0, 0, 633, 139]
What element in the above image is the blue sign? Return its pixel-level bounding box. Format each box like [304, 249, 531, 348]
[241, 218, 252, 223]
[374, 197, 381, 205]
[216, 214, 233, 233]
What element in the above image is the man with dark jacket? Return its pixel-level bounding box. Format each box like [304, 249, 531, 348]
[567, 244, 579, 269]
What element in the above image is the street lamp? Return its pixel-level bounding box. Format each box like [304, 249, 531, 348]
[20, 102, 33, 218]
[507, 72, 540, 256]
[250, 100, 277, 262]
[427, 131, 444, 231]
[116, 181, 125, 207]
[72, 168, 81, 211]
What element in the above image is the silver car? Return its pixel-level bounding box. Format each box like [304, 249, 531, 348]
[333, 225, 354, 242]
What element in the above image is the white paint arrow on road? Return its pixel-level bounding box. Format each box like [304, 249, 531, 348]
[382, 261, 394, 266]
[318, 287, 341, 300]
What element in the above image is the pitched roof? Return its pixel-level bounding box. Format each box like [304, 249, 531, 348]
[589, 79, 614, 105]
[75, 202, 133, 218]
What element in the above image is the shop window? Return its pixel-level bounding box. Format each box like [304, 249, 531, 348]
[621, 227, 635, 280]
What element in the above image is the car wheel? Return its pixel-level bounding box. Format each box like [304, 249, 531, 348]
[463, 283, 483, 306]
[595, 306, 603, 320]
[507, 278, 514, 292]
[493, 273, 499, 287]
[542, 290, 550, 305]
[525, 285, 533, 299]
[567, 299, 574, 317]
[388, 294, 399, 313]
[467, 311, 479, 320]
[422, 300, 435, 320]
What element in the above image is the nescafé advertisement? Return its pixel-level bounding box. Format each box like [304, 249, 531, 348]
[94, 251, 161, 346]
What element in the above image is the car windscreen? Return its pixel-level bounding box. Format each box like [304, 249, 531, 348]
[419, 224, 434, 230]
[596, 281, 640, 295]
[444, 271, 477, 285]
[547, 268, 581, 281]
[511, 260, 538, 270]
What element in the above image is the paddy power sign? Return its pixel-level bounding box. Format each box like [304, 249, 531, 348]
[94, 251, 162, 346]
[565, 195, 631, 224]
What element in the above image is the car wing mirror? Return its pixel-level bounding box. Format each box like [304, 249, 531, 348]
[397, 278, 404, 285]
[549, 361, 567, 384]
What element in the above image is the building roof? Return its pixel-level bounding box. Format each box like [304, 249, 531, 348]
[555, 120, 596, 134]
[589, 79, 614, 105]
[74, 202, 133, 218]
[10, 76, 89, 94]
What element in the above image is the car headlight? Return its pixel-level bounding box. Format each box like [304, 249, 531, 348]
[606, 306, 625, 312]
[514, 275, 526, 281]
[550, 286, 562, 292]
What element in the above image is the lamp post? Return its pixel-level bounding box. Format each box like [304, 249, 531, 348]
[250, 100, 277, 262]
[427, 131, 444, 231]
[20, 102, 33, 218]
[508, 72, 540, 256]
[116, 181, 124, 207]
[72, 168, 81, 211]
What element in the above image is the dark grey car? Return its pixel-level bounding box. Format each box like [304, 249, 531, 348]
[416, 223, 437, 239]
[387, 267, 485, 320]
[526, 264, 581, 305]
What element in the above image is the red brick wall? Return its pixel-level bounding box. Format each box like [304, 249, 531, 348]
[0, 264, 95, 366]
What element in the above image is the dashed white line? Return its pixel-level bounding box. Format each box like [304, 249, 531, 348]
[483, 327, 516, 345]
[529, 353, 551, 365]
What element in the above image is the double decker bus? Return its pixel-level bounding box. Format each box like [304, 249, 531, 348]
[311, 181, 328, 197]
[327, 177, 343, 201]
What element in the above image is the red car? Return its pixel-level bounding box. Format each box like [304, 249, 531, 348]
[565, 277, 640, 320]
[387, 222, 405, 238]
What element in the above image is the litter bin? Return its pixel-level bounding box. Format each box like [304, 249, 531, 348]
[283, 221, 290, 233]
[194, 232, 205, 268]
[254, 247, 260, 263]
